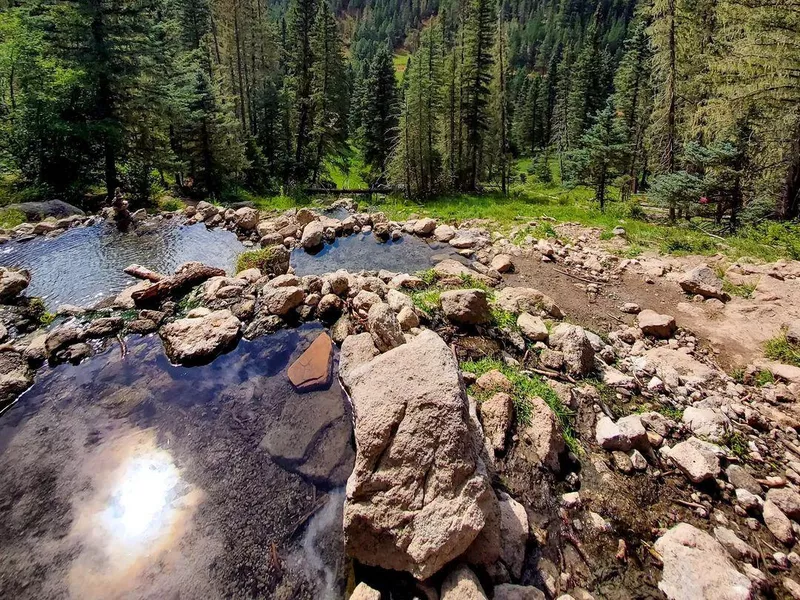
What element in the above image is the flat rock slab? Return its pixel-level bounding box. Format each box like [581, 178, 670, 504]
[287, 332, 333, 392]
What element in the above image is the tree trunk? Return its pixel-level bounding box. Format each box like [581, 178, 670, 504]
[778, 123, 800, 220]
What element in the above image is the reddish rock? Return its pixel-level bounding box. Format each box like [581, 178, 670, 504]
[287, 333, 333, 392]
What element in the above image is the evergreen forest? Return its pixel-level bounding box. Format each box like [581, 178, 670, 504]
[0, 0, 798, 223]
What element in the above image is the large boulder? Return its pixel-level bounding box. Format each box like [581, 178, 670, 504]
[548, 323, 595, 377]
[680, 266, 730, 301]
[301, 220, 325, 249]
[341, 330, 494, 579]
[159, 309, 241, 365]
[233, 206, 259, 230]
[495, 287, 563, 318]
[0, 268, 30, 302]
[5, 199, 84, 221]
[440, 289, 492, 325]
[654, 523, 752, 600]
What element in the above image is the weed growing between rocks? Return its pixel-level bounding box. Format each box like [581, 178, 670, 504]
[764, 329, 800, 367]
[489, 307, 518, 332]
[236, 246, 281, 273]
[410, 289, 441, 316]
[460, 357, 578, 453]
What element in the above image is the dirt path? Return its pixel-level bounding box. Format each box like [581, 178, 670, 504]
[504, 227, 800, 370]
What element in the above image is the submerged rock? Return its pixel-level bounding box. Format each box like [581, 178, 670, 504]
[342, 329, 494, 579]
[287, 332, 333, 392]
[654, 523, 752, 600]
[160, 309, 241, 365]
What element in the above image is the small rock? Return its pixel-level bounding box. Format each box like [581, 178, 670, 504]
[763, 500, 795, 545]
[287, 333, 333, 392]
[493, 584, 546, 600]
[637, 309, 677, 339]
[440, 288, 492, 325]
[654, 523, 752, 600]
[441, 565, 487, 600]
[367, 303, 405, 353]
[766, 488, 800, 519]
[680, 265, 730, 301]
[517, 313, 548, 342]
[498, 492, 529, 580]
[714, 527, 759, 562]
[480, 392, 513, 453]
[667, 437, 722, 483]
[475, 369, 512, 393]
[350, 582, 381, 600]
[726, 465, 762, 495]
[160, 309, 241, 365]
[491, 254, 514, 273]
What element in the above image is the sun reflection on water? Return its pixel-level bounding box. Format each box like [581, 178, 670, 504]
[102, 451, 180, 546]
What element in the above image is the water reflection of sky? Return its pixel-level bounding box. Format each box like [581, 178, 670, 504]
[101, 450, 180, 549]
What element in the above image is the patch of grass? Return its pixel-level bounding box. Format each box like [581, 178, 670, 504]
[0, 208, 26, 229]
[411, 289, 442, 316]
[722, 431, 749, 461]
[119, 309, 139, 322]
[490, 307, 519, 332]
[633, 403, 683, 421]
[754, 369, 776, 386]
[461, 357, 578, 453]
[458, 273, 491, 292]
[236, 246, 282, 273]
[764, 330, 800, 367]
[722, 278, 756, 299]
[158, 197, 185, 212]
[415, 268, 439, 287]
[730, 367, 745, 384]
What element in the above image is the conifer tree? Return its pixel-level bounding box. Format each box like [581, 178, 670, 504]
[360, 46, 398, 184]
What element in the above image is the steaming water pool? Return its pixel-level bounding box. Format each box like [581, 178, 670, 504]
[0, 221, 245, 309]
[0, 323, 352, 599]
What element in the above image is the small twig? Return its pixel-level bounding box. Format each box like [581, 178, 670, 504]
[606, 312, 625, 324]
[116, 333, 127, 358]
[672, 498, 706, 511]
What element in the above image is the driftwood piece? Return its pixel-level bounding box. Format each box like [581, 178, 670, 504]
[124, 264, 165, 282]
[132, 261, 225, 307]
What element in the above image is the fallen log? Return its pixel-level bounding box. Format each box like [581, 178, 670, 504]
[124, 264, 165, 282]
[132, 261, 225, 307]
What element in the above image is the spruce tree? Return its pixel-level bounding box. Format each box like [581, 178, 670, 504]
[360, 46, 398, 184]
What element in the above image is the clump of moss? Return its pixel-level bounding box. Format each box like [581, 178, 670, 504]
[461, 357, 578, 453]
[764, 329, 800, 367]
[236, 246, 282, 273]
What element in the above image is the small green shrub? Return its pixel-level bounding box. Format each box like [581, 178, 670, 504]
[721, 431, 749, 460]
[411, 289, 441, 316]
[461, 357, 578, 453]
[0, 208, 26, 229]
[159, 197, 184, 212]
[458, 273, 491, 292]
[490, 307, 518, 332]
[415, 268, 439, 286]
[764, 330, 800, 367]
[754, 369, 775, 386]
[722, 279, 755, 299]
